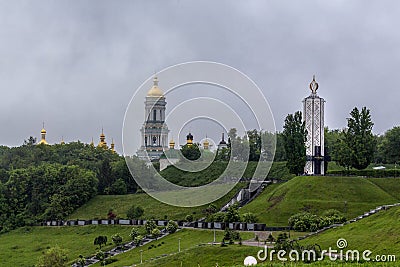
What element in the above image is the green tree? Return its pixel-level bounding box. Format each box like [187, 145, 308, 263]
[345, 107, 376, 170]
[224, 204, 240, 223]
[274, 132, 286, 161]
[282, 111, 307, 175]
[241, 212, 258, 223]
[36, 246, 68, 267]
[185, 214, 193, 222]
[334, 132, 353, 170]
[151, 228, 161, 239]
[129, 227, 139, 240]
[111, 233, 123, 246]
[247, 129, 261, 161]
[166, 220, 178, 233]
[145, 219, 157, 234]
[379, 126, 400, 164]
[133, 235, 143, 246]
[126, 205, 144, 219]
[180, 143, 201, 160]
[75, 255, 86, 267]
[105, 178, 127, 195]
[94, 236, 108, 249]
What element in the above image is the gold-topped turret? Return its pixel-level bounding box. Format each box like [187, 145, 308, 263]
[169, 138, 175, 149]
[186, 132, 193, 146]
[146, 76, 164, 97]
[111, 138, 115, 153]
[98, 128, 108, 148]
[38, 123, 49, 145]
[60, 136, 65, 145]
[203, 137, 210, 150]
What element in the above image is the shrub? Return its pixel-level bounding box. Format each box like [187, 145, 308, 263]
[166, 220, 178, 234]
[36, 246, 68, 267]
[242, 212, 258, 223]
[107, 209, 117, 220]
[289, 210, 346, 232]
[129, 227, 139, 240]
[133, 235, 143, 247]
[145, 219, 157, 234]
[185, 214, 193, 222]
[151, 228, 161, 239]
[126, 205, 144, 220]
[111, 233, 123, 246]
[223, 229, 241, 245]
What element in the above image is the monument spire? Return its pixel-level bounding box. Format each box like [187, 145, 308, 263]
[303, 75, 325, 175]
[309, 75, 319, 95]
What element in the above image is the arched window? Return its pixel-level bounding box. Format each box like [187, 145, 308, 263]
[153, 109, 157, 121]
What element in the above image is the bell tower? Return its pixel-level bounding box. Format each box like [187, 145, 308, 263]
[138, 76, 169, 160]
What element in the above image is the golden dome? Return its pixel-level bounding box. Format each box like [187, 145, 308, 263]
[41, 128, 46, 134]
[147, 76, 164, 97]
[169, 138, 175, 149]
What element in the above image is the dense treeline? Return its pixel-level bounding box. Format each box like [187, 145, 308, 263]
[0, 139, 140, 232]
[326, 125, 400, 167]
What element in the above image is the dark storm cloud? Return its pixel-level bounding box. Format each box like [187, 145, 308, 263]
[1, 0, 399, 152]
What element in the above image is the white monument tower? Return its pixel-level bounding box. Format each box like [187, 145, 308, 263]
[303, 75, 325, 175]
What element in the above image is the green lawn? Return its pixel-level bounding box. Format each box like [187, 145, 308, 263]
[0, 225, 134, 267]
[240, 176, 400, 226]
[142, 244, 260, 267]
[91, 228, 255, 267]
[143, 247, 398, 267]
[69, 183, 246, 221]
[300, 206, 400, 259]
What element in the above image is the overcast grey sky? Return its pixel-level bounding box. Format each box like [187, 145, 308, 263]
[1, 1, 400, 153]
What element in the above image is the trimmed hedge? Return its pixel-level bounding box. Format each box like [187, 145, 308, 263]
[327, 169, 400, 178]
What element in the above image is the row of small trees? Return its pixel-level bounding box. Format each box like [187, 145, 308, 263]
[288, 209, 346, 232]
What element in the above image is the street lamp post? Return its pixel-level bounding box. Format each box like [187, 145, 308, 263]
[140, 249, 143, 264]
[178, 238, 181, 252]
[213, 228, 216, 244]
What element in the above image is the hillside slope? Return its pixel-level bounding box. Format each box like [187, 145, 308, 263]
[240, 176, 400, 225]
[300, 206, 400, 258]
[69, 183, 246, 220]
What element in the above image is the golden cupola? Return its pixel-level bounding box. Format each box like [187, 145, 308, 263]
[203, 137, 210, 150]
[111, 139, 115, 153]
[98, 128, 108, 148]
[169, 138, 175, 149]
[186, 132, 193, 146]
[146, 76, 164, 97]
[38, 123, 49, 145]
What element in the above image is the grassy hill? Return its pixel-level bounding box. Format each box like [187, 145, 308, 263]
[69, 162, 293, 221]
[0, 226, 255, 267]
[0, 225, 134, 267]
[90, 228, 255, 267]
[240, 176, 400, 226]
[301, 206, 400, 259]
[69, 183, 246, 221]
[160, 161, 294, 187]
